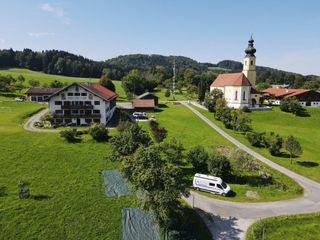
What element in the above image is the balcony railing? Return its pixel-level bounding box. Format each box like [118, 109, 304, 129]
[53, 113, 101, 118]
[61, 105, 93, 109]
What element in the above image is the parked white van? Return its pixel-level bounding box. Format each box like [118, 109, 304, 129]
[193, 173, 231, 196]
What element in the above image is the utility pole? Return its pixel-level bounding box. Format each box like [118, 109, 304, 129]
[172, 56, 176, 101]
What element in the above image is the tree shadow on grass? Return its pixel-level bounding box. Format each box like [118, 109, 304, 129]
[194, 208, 242, 240]
[296, 161, 319, 168]
[0, 186, 7, 197]
[158, 103, 168, 108]
[32, 194, 51, 201]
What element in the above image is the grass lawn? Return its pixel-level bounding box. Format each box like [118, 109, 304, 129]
[139, 103, 302, 202]
[195, 106, 320, 182]
[0, 101, 211, 239]
[246, 212, 320, 240]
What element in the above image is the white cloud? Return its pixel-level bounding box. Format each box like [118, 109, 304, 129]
[28, 32, 55, 38]
[40, 3, 64, 17]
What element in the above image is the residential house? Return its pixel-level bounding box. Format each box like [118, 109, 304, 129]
[263, 88, 320, 107]
[25, 88, 61, 102]
[48, 82, 117, 126]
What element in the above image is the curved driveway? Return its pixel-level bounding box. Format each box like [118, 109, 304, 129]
[23, 108, 60, 133]
[181, 102, 320, 240]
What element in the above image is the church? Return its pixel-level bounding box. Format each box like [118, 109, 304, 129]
[210, 37, 261, 109]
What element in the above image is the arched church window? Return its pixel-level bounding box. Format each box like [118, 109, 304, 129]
[235, 91, 238, 100]
[243, 91, 246, 100]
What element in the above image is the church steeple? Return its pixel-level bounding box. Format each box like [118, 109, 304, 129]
[245, 35, 256, 57]
[242, 35, 257, 87]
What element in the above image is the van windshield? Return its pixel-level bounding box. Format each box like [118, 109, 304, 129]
[221, 182, 227, 189]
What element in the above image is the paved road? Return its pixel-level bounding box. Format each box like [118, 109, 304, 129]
[23, 108, 60, 133]
[180, 102, 320, 240]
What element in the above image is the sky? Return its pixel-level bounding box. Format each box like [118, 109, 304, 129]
[0, 0, 320, 75]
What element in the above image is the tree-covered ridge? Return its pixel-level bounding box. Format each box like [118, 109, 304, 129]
[0, 49, 319, 90]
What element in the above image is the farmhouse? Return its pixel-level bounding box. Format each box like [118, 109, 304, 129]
[48, 82, 117, 126]
[263, 88, 320, 107]
[210, 37, 261, 108]
[25, 87, 61, 102]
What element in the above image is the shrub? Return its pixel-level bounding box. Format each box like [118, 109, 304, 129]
[149, 120, 167, 143]
[165, 89, 171, 98]
[187, 145, 209, 173]
[207, 153, 231, 178]
[89, 124, 108, 141]
[18, 180, 30, 199]
[264, 132, 283, 156]
[60, 128, 81, 142]
[241, 106, 251, 113]
[284, 135, 303, 164]
[246, 132, 265, 147]
[280, 97, 306, 116]
[117, 121, 133, 132]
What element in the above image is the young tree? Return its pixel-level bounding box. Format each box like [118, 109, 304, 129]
[28, 79, 40, 87]
[204, 88, 224, 112]
[164, 89, 171, 98]
[234, 110, 251, 132]
[49, 80, 64, 88]
[187, 145, 209, 173]
[214, 98, 228, 120]
[264, 132, 283, 156]
[207, 153, 231, 178]
[284, 135, 303, 164]
[121, 145, 189, 229]
[100, 75, 116, 92]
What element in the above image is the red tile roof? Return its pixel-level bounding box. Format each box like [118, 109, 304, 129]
[262, 88, 310, 98]
[79, 83, 117, 101]
[211, 73, 251, 87]
[132, 99, 155, 108]
[25, 88, 61, 95]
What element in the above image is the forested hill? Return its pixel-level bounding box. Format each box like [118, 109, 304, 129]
[0, 48, 319, 88]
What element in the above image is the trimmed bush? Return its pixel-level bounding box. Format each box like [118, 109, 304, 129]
[187, 145, 209, 173]
[207, 153, 231, 178]
[246, 132, 266, 147]
[89, 124, 108, 141]
[60, 128, 81, 142]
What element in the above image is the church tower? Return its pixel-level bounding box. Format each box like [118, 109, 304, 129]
[242, 36, 256, 87]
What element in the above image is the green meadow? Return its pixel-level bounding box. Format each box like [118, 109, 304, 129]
[246, 212, 320, 240]
[139, 103, 302, 202]
[196, 106, 320, 182]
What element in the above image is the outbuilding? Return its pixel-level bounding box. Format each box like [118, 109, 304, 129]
[25, 88, 61, 102]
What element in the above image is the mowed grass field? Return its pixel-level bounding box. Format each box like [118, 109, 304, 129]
[139, 103, 302, 202]
[0, 101, 212, 239]
[196, 106, 320, 182]
[246, 212, 320, 240]
[0, 101, 136, 239]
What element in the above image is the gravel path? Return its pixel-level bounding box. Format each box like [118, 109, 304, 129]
[23, 108, 60, 133]
[180, 102, 320, 240]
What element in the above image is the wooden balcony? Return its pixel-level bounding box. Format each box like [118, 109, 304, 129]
[61, 105, 93, 110]
[53, 113, 101, 118]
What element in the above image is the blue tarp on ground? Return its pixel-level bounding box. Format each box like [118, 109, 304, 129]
[121, 208, 161, 240]
[102, 170, 132, 197]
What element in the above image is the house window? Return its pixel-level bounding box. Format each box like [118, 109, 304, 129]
[75, 93, 80, 96]
[85, 119, 92, 124]
[75, 86, 79, 91]
[67, 93, 74, 96]
[93, 119, 100, 123]
[55, 110, 63, 114]
[55, 101, 62, 105]
[65, 119, 72, 123]
[93, 110, 100, 114]
[72, 110, 78, 114]
[94, 101, 100, 105]
[81, 93, 87, 96]
[85, 101, 91, 105]
[31, 96, 37, 101]
[89, 94, 93, 100]
[61, 93, 66, 100]
[79, 110, 85, 114]
[243, 91, 246, 100]
[235, 91, 238, 100]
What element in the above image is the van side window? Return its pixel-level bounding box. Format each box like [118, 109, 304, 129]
[209, 183, 215, 187]
[217, 184, 222, 189]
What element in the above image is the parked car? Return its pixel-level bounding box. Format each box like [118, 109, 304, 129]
[193, 173, 231, 196]
[15, 97, 25, 102]
[132, 112, 148, 119]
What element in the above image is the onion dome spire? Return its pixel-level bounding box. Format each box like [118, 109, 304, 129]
[245, 35, 256, 57]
